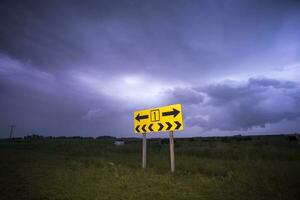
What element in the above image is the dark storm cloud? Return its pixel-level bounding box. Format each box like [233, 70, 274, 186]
[185, 78, 300, 131]
[0, 0, 300, 137]
[0, 54, 129, 137]
[1, 0, 299, 78]
[164, 87, 205, 105]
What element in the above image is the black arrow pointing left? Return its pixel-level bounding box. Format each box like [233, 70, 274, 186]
[135, 113, 149, 122]
[135, 125, 140, 133]
[141, 124, 147, 132]
[148, 124, 154, 132]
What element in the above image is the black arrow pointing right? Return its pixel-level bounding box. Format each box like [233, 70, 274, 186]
[166, 122, 172, 130]
[158, 123, 164, 131]
[174, 121, 182, 130]
[162, 108, 180, 118]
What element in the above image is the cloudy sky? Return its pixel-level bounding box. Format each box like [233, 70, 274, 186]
[0, 0, 300, 138]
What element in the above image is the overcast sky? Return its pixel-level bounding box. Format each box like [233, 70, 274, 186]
[0, 0, 300, 138]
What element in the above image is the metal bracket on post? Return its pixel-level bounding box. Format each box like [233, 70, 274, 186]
[169, 131, 175, 172]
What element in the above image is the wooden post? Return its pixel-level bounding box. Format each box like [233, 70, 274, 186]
[142, 133, 147, 169]
[169, 131, 175, 172]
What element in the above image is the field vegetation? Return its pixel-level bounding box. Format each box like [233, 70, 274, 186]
[0, 135, 299, 200]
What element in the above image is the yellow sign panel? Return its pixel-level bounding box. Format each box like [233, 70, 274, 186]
[134, 104, 183, 134]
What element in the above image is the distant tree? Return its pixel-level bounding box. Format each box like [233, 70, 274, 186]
[96, 136, 116, 140]
[70, 136, 83, 139]
[57, 136, 67, 139]
[24, 134, 44, 140]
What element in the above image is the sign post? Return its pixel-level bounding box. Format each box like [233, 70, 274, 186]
[169, 131, 175, 172]
[133, 104, 183, 172]
[142, 133, 147, 169]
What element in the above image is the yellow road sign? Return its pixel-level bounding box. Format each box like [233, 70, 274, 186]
[134, 104, 183, 134]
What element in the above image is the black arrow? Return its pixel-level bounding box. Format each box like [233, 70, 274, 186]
[135, 125, 140, 133]
[174, 121, 182, 130]
[148, 124, 154, 132]
[162, 108, 180, 118]
[141, 124, 147, 132]
[158, 123, 164, 131]
[166, 122, 172, 130]
[135, 113, 149, 122]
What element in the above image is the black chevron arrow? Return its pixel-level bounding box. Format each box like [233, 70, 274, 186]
[135, 125, 140, 133]
[166, 122, 172, 130]
[141, 124, 147, 132]
[158, 123, 164, 131]
[174, 121, 182, 130]
[135, 113, 149, 122]
[148, 124, 154, 132]
[162, 108, 180, 118]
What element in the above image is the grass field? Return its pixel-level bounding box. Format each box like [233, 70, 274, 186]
[0, 136, 299, 200]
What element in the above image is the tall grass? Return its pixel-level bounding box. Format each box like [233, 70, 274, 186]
[0, 138, 299, 200]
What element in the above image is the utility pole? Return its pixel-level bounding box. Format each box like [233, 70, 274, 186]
[9, 125, 15, 139]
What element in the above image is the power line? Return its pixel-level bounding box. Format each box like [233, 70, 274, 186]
[9, 125, 15, 139]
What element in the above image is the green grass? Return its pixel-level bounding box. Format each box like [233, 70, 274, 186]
[0, 138, 299, 200]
